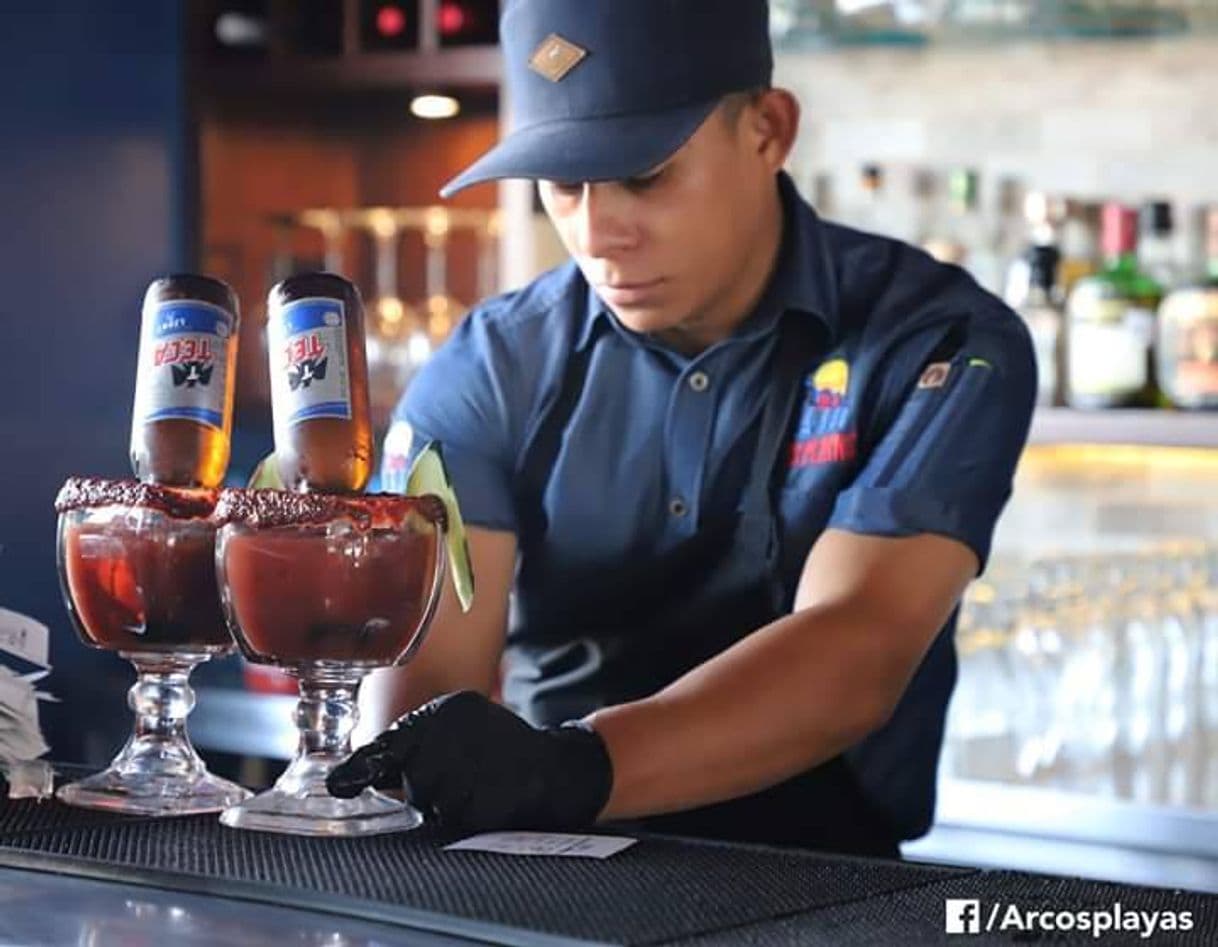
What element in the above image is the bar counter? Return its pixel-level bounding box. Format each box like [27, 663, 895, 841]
[2, 791, 1216, 945]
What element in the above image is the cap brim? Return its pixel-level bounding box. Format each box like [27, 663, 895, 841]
[439, 98, 719, 198]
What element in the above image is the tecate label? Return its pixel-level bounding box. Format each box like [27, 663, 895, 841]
[133, 300, 234, 430]
[268, 297, 352, 432]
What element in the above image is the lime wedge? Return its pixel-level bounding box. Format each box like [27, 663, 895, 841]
[406, 442, 474, 613]
[248, 452, 285, 490]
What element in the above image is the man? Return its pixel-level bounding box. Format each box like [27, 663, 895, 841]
[328, 0, 1035, 858]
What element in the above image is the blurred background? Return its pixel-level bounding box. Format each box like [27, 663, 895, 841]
[4, 0, 1218, 890]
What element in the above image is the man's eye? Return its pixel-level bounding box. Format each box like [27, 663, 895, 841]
[549, 182, 583, 197]
[625, 169, 664, 191]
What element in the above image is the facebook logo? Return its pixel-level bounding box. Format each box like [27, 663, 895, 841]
[945, 899, 981, 934]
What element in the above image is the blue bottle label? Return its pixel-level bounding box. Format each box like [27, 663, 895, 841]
[268, 297, 352, 439]
[133, 300, 234, 430]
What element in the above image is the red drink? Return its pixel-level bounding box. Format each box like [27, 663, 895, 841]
[212, 489, 445, 669]
[55, 478, 233, 656]
[220, 525, 437, 666]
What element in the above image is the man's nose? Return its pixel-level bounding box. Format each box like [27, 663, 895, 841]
[572, 184, 637, 259]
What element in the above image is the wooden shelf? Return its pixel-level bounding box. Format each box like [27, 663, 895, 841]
[190, 0, 502, 95]
[198, 46, 502, 95]
[1029, 408, 1218, 449]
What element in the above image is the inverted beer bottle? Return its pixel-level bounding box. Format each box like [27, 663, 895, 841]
[130, 274, 240, 488]
[267, 273, 373, 493]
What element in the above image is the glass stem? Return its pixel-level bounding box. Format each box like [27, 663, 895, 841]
[296, 672, 361, 765]
[271, 669, 366, 798]
[116, 651, 208, 777]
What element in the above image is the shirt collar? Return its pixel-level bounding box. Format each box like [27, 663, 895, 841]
[575, 171, 839, 352]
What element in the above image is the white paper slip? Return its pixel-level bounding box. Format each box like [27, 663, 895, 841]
[0, 609, 50, 669]
[445, 832, 638, 859]
[0, 670, 34, 712]
[0, 760, 54, 800]
[0, 664, 51, 763]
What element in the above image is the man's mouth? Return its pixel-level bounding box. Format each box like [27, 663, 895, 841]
[597, 279, 665, 305]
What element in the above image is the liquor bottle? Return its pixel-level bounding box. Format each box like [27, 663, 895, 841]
[1065, 203, 1164, 409]
[992, 176, 1027, 286]
[1158, 206, 1218, 410]
[267, 273, 373, 493]
[1014, 245, 1065, 407]
[923, 170, 968, 266]
[130, 275, 240, 488]
[909, 168, 938, 248]
[1139, 200, 1180, 289]
[924, 168, 1002, 295]
[1003, 191, 1065, 308]
[853, 164, 889, 236]
[1058, 200, 1100, 295]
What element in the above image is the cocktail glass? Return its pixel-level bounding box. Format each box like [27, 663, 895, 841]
[213, 490, 445, 836]
[56, 489, 251, 815]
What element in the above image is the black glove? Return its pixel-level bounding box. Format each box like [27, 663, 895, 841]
[326, 691, 614, 834]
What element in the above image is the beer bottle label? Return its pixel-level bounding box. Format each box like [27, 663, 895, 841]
[133, 300, 234, 430]
[269, 297, 353, 433]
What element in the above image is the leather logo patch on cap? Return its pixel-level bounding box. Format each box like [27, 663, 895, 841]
[529, 33, 588, 83]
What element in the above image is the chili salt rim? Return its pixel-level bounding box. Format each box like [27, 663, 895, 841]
[210, 488, 447, 532]
[54, 476, 218, 519]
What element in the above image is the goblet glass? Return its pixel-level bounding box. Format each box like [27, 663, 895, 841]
[213, 489, 445, 836]
[55, 479, 251, 815]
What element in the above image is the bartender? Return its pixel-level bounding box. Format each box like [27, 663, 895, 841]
[328, 0, 1035, 858]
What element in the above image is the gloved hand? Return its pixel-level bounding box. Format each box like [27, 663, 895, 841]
[326, 691, 614, 834]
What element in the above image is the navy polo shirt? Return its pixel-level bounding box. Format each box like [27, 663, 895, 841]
[385, 172, 1036, 839]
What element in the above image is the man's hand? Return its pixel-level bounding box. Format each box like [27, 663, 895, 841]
[327, 691, 613, 834]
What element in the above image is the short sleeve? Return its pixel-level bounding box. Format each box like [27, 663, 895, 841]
[828, 309, 1036, 573]
[380, 313, 522, 533]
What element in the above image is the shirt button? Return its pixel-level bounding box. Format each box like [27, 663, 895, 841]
[688, 371, 710, 393]
[669, 496, 689, 518]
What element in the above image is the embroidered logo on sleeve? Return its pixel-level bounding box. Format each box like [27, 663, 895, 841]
[918, 362, 952, 390]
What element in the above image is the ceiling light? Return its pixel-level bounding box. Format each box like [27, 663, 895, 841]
[411, 94, 461, 120]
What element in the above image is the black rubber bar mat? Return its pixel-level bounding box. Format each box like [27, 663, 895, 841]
[0, 797, 143, 837]
[0, 799, 967, 946]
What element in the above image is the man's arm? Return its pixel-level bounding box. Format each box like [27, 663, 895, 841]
[358, 526, 517, 736]
[587, 310, 1035, 821]
[586, 528, 975, 820]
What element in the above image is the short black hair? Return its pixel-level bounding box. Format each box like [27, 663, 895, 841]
[719, 86, 770, 127]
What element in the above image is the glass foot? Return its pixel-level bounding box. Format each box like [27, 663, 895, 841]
[220, 668, 425, 837]
[220, 785, 423, 837]
[55, 651, 251, 817]
[56, 767, 250, 817]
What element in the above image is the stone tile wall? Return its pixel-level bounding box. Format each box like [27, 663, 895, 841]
[776, 36, 1218, 246]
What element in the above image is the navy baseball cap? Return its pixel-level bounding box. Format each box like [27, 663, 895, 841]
[440, 0, 774, 197]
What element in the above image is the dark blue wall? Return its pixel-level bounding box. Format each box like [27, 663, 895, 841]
[0, 1, 189, 760]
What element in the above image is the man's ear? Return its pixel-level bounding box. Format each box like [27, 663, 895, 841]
[748, 89, 801, 173]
